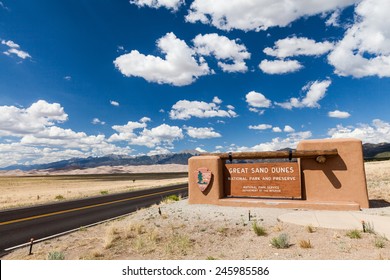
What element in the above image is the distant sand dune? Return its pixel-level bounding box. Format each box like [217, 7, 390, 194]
[0, 164, 188, 176]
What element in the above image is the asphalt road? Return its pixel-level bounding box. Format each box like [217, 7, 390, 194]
[0, 184, 188, 252]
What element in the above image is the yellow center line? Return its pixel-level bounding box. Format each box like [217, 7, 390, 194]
[0, 187, 187, 226]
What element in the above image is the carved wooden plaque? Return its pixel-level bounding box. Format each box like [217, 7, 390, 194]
[223, 162, 301, 199]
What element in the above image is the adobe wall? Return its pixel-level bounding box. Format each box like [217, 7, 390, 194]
[188, 138, 369, 210]
[297, 138, 369, 208]
[188, 156, 223, 205]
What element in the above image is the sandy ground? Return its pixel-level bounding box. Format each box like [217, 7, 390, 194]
[1, 161, 390, 260]
[0, 164, 188, 210]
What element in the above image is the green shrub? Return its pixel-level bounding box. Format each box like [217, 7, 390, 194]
[270, 233, 290, 249]
[346, 229, 362, 239]
[163, 195, 180, 203]
[55, 195, 65, 201]
[252, 222, 267, 236]
[375, 236, 387, 248]
[47, 251, 65, 260]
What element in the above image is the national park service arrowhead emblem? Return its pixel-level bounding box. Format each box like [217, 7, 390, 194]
[195, 167, 212, 192]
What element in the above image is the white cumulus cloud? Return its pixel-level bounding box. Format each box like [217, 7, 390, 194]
[326, 9, 342, 27]
[328, 0, 390, 78]
[328, 110, 351, 118]
[110, 121, 183, 148]
[0, 100, 135, 167]
[110, 100, 120, 106]
[169, 98, 237, 120]
[185, 126, 221, 139]
[1, 39, 31, 60]
[0, 100, 68, 136]
[109, 120, 148, 142]
[284, 125, 295, 132]
[230, 131, 313, 152]
[114, 32, 210, 86]
[186, 0, 359, 31]
[328, 119, 390, 143]
[248, 124, 272, 130]
[130, 0, 184, 11]
[147, 146, 173, 156]
[276, 79, 332, 109]
[245, 91, 272, 113]
[212, 96, 222, 104]
[193, 33, 250, 72]
[259, 59, 303, 74]
[264, 37, 334, 58]
[92, 118, 106, 125]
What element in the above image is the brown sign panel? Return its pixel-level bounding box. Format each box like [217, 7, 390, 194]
[223, 162, 301, 199]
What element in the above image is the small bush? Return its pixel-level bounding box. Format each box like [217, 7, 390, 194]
[270, 233, 290, 249]
[306, 225, 316, 233]
[47, 251, 65, 260]
[165, 234, 192, 256]
[100, 190, 109, 195]
[273, 224, 284, 232]
[299, 239, 313, 249]
[55, 195, 65, 201]
[217, 227, 228, 235]
[252, 222, 267, 236]
[375, 236, 387, 248]
[346, 229, 362, 239]
[164, 195, 180, 202]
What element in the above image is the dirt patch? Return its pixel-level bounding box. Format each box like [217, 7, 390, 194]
[2, 200, 389, 260]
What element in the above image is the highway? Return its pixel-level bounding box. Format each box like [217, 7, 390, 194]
[0, 184, 188, 252]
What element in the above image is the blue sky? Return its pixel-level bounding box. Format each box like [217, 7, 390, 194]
[1, 0, 390, 167]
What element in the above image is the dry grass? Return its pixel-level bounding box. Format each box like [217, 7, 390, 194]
[299, 240, 313, 249]
[252, 222, 268, 236]
[3, 200, 390, 260]
[365, 160, 390, 202]
[306, 225, 316, 233]
[346, 230, 362, 239]
[0, 173, 187, 210]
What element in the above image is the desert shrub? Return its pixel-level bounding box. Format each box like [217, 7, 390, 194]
[100, 190, 109, 195]
[47, 251, 65, 260]
[252, 222, 267, 236]
[375, 236, 387, 248]
[346, 229, 362, 239]
[55, 195, 65, 200]
[165, 234, 192, 256]
[163, 195, 180, 202]
[306, 225, 316, 233]
[270, 233, 290, 249]
[104, 226, 121, 249]
[217, 227, 228, 235]
[299, 239, 313, 249]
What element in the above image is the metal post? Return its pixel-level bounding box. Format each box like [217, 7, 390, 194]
[28, 238, 34, 255]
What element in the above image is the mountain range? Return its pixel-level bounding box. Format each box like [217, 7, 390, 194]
[1, 143, 390, 171]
